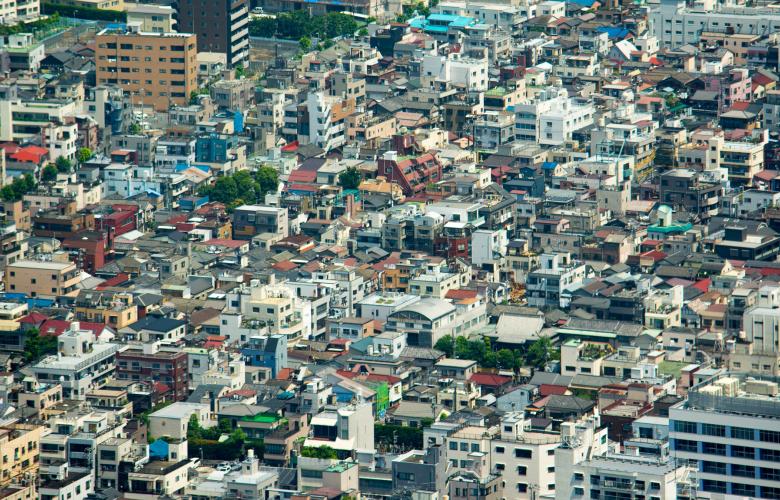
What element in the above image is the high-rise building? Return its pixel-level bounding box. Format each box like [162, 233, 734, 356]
[175, 0, 249, 67]
[95, 25, 197, 112]
[670, 373, 780, 498]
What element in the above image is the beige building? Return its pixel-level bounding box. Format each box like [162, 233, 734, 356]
[0, 424, 43, 487]
[95, 26, 197, 112]
[126, 4, 176, 33]
[4, 259, 80, 298]
[59, 0, 123, 8]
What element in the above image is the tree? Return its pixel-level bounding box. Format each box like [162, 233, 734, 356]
[129, 122, 142, 134]
[434, 336, 455, 357]
[526, 336, 553, 370]
[23, 328, 57, 362]
[496, 349, 517, 370]
[255, 165, 279, 197]
[338, 165, 362, 189]
[301, 445, 337, 459]
[299, 35, 311, 52]
[76, 147, 93, 164]
[1, 174, 36, 201]
[357, 27, 368, 36]
[187, 414, 203, 440]
[41, 164, 58, 182]
[55, 156, 72, 173]
[234, 64, 246, 78]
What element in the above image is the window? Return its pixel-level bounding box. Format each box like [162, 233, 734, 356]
[731, 445, 754, 459]
[732, 464, 755, 477]
[449, 442, 457, 450]
[702, 442, 726, 455]
[702, 461, 726, 474]
[761, 430, 780, 443]
[517, 465, 527, 475]
[701, 424, 725, 437]
[494, 446, 504, 453]
[674, 421, 696, 433]
[731, 483, 755, 496]
[702, 480, 726, 493]
[515, 449, 532, 458]
[731, 427, 754, 440]
[397, 472, 415, 481]
[674, 439, 697, 452]
[517, 483, 527, 493]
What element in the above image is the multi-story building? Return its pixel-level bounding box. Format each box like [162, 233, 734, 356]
[302, 403, 375, 460]
[116, 343, 189, 401]
[744, 285, 780, 353]
[0, 0, 39, 23]
[232, 205, 288, 240]
[4, 258, 81, 298]
[74, 290, 138, 329]
[29, 323, 120, 399]
[526, 252, 587, 309]
[126, 4, 176, 33]
[473, 111, 515, 150]
[305, 92, 356, 152]
[670, 373, 780, 498]
[658, 169, 723, 220]
[175, 0, 248, 67]
[240, 335, 288, 377]
[0, 98, 79, 142]
[95, 25, 197, 112]
[515, 86, 595, 146]
[0, 424, 43, 488]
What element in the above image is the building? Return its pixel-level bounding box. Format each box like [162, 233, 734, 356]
[4, 259, 81, 298]
[658, 169, 722, 220]
[116, 343, 189, 401]
[669, 373, 780, 498]
[175, 0, 248, 67]
[29, 323, 120, 399]
[126, 4, 176, 33]
[0, 0, 39, 23]
[744, 286, 780, 353]
[0, 424, 43, 488]
[232, 205, 288, 240]
[0, 98, 79, 142]
[515, 86, 595, 146]
[74, 290, 138, 329]
[240, 335, 288, 377]
[302, 403, 375, 460]
[95, 25, 197, 112]
[526, 253, 587, 309]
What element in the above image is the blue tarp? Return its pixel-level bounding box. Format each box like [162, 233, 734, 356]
[149, 439, 169, 460]
[596, 26, 630, 39]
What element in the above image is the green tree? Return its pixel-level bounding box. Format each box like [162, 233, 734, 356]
[357, 27, 368, 36]
[301, 445, 338, 459]
[41, 164, 58, 182]
[249, 16, 277, 37]
[299, 35, 312, 52]
[234, 64, 246, 78]
[1, 174, 36, 201]
[76, 147, 93, 163]
[23, 328, 57, 362]
[187, 414, 203, 440]
[255, 165, 279, 197]
[496, 349, 517, 370]
[55, 156, 72, 173]
[434, 336, 455, 357]
[526, 336, 553, 370]
[129, 122, 142, 134]
[338, 165, 362, 189]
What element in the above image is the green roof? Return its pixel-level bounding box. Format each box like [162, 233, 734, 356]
[557, 328, 616, 339]
[241, 414, 282, 423]
[658, 360, 687, 379]
[485, 86, 509, 97]
[648, 222, 693, 234]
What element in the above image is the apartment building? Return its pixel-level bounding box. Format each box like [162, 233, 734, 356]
[95, 25, 197, 112]
[743, 285, 780, 353]
[116, 343, 189, 401]
[515, 86, 595, 146]
[126, 4, 176, 33]
[0, 98, 79, 142]
[306, 92, 356, 152]
[0, 424, 43, 488]
[74, 290, 138, 328]
[652, 0, 780, 47]
[526, 252, 588, 309]
[658, 169, 723, 220]
[4, 259, 81, 298]
[176, 0, 248, 67]
[29, 324, 120, 399]
[670, 373, 780, 498]
[0, 0, 39, 23]
[232, 205, 288, 240]
[302, 403, 375, 460]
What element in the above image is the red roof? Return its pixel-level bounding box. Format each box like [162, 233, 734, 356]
[287, 169, 318, 183]
[153, 382, 171, 394]
[79, 322, 109, 337]
[39, 319, 70, 337]
[204, 239, 245, 249]
[272, 260, 298, 271]
[276, 368, 292, 380]
[445, 289, 478, 300]
[281, 141, 299, 152]
[692, 278, 711, 293]
[225, 389, 256, 398]
[19, 312, 48, 325]
[470, 372, 512, 387]
[95, 273, 130, 290]
[11, 146, 48, 163]
[540, 384, 569, 396]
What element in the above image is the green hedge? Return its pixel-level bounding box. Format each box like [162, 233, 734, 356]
[43, 3, 126, 21]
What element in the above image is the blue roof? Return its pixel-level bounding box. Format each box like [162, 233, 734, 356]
[596, 26, 630, 39]
[569, 0, 598, 6]
[542, 161, 558, 170]
[149, 439, 169, 460]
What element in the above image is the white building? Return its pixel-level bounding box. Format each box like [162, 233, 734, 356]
[29, 323, 120, 399]
[651, 0, 780, 47]
[744, 285, 780, 353]
[421, 53, 489, 92]
[306, 92, 348, 152]
[515, 86, 595, 146]
[148, 402, 213, 440]
[102, 164, 159, 198]
[303, 403, 375, 463]
[669, 373, 780, 498]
